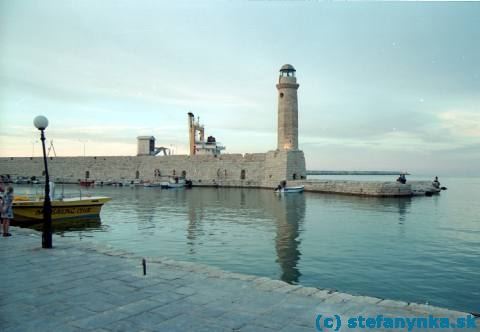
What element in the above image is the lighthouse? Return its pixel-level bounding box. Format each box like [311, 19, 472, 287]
[277, 64, 299, 151]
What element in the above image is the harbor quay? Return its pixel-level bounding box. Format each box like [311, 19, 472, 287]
[1, 228, 477, 332]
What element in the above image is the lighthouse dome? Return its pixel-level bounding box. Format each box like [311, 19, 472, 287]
[280, 64, 296, 72]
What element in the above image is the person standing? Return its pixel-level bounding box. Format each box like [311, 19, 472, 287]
[0, 196, 3, 235]
[0, 183, 3, 235]
[2, 186, 14, 237]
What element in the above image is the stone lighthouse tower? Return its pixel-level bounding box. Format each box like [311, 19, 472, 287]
[263, 64, 306, 185]
[277, 64, 299, 151]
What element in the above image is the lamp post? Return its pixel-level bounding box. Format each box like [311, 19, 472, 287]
[34, 115, 52, 248]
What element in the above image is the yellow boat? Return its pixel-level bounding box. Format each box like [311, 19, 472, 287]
[13, 196, 111, 223]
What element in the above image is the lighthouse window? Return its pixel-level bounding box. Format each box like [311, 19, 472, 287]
[280, 93, 284, 98]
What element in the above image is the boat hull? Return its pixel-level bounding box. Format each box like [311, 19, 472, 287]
[275, 185, 305, 193]
[161, 183, 185, 189]
[144, 183, 162, 187]
[13, 197, 111, 223]
[79, 180, 95, 187]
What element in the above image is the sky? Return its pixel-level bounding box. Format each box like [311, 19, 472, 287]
[0, 0, 479, 175]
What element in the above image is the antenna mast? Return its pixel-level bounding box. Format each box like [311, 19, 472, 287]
[47, 140, 57, 157]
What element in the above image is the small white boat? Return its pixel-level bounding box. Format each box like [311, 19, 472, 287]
[161, 182, 185, 189]
[161, 177, 186, 189]
[143, 182, 163, 188]
[275, 185, 305, 193]
[98, 179, 113, 186]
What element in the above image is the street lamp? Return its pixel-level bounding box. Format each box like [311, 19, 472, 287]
[34, 115, 52, 248]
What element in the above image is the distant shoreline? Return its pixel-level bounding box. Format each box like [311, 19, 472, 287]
[307, 171, 409, 175]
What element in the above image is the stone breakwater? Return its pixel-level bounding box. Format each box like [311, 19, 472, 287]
[292, 180, 414, 197]
[1, 227, 476, 332]
[1, 154, 435, 196]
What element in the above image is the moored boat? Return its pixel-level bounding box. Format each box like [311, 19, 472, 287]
[79, 179, 95, 187]
[160, 177, 186, 189]
[12, 196, 111, 223]
[143, 181, 163, 187]
[129, 179, 143, 187]
[275, 185, 305, 193]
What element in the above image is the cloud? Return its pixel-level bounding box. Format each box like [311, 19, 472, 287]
[438, 111, 480, 138]
[1, 0, 480, 175]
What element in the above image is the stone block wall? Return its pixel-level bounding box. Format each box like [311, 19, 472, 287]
[291, 180, 412, 197]
[0, 151, 307, 189]
[0, 153, 421, 196]
[0, 154, 263, 186]
[263, 150, 306, 187]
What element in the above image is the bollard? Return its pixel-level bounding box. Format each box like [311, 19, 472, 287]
[142, 258, 146, 276]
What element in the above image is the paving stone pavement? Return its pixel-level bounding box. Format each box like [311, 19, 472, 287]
[1, 227, 478, 332]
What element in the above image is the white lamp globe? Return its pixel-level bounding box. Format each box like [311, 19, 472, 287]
[34, 115, 49, 130]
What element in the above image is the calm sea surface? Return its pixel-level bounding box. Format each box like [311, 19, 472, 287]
[15, 175, 480, 313]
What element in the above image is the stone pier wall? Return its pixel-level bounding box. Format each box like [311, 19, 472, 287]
[0, 154, 261, 187]
[291, 180, 412, 197]
[0, 150, 307, 189]
[0, 153, 428, 196]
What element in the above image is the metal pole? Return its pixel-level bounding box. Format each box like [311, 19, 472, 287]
[40, 129, 53, 248]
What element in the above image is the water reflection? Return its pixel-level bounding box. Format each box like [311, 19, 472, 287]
[397, 197, 410, 223]
[307, 193, 412, 223]
[186, 190, 204, 255]
[13, 187, 409, 286]
[11, 183, 480, 313]
[271, 193, 305, 284]
[180, 188, 306, 283]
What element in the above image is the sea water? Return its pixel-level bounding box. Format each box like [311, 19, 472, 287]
[14, 175, 480, 313]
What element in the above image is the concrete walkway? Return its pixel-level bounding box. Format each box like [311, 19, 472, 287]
[1, 228, 477, 332]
